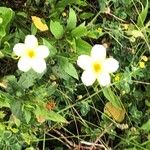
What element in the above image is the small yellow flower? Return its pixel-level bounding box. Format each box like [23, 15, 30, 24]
[121, 24, 129, 30]
[141, 55, 148, 62]
[121, 90, 126, 95]
[77, 44, 119, 86]
[31, 16, 48, 31]
[13, 35, 49, 73]
[114, 74, 120, 82]
[62, 12, 67, 17]
[97, 27, 102, 32]
[139, 61, 145, 69]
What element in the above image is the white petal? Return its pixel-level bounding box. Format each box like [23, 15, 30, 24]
[97, 73, 111, 86]
[77, 55, 92, 70]
[13, 43, 26, 56]
[25, 35, 38, 48]
[91, 44, 106, 60]
[81, 70, 96, 86]
[36, 45, 49, 58]
[103, 58, 119, 73]
[18, 58, 31, 72]
[31, 59, 46, 73]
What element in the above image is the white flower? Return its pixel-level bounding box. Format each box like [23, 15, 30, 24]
[13, 35, 49, 73]
[77, 44, 119, 86]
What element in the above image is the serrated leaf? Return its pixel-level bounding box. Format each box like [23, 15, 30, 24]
[18, 70, 43, 89]
[71, 23, 87, 38]
[67, 8, 77, 30]
[48, 111, 67, 123]
[0, 96, 10, 108]
[0, 7, 14, 40]
[80, 12, 94, 20]
[137, 0, 148, 27]
[102, 87, 122, 109]
[11, 143, 21, 150]
[50, 20, 64, 39]
[35, 106, 67, 123]
[59, 57, 78, 79]
[0, 91, 11, 108]
[42, 38, 57, 57]
[64, 63, 78, 80]
[10, 100, 23, 120]
[141, 119, 150, 132]
[76, 38, 92, 55]
[24, 110, 31, 124]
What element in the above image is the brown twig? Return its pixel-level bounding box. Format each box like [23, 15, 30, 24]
[89, 123, 113, 150]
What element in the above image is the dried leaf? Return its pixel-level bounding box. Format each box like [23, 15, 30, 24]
[31, 16, 48, 31]
[104, 102, 125, 123]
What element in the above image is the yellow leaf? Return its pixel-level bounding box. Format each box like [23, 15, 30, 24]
[31, 16, 48, 31]
[104, 102, 125, 123]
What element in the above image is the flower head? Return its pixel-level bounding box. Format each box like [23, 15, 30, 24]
[141, 55, 148, 62]
[77, 44, 119, 86]
[13, 35, 49, 73]
[139, 61, 145, 68]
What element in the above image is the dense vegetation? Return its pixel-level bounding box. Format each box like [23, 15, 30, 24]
[0, 0, 150, 149]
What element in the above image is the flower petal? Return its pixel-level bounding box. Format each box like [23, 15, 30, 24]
[31, 59, 46, 73]
[91, 44, 106, 60]
[97, 73, 111, 86]
[13, 43, 26, 56]
[77, 55, 91, 70]
[36, 45, 49, 58]
[18, 57, 31, 72]
[25, 35, 38, 48]
[103, 58, 119, 73]
[81, 70, 96, 86]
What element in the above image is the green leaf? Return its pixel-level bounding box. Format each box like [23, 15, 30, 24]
[0, 91, 11, 108]
[21, 133, 37, 145]
[25, 147, 35, 150]
[71, 23, 87, 38]
[0, 111, 5, 119]
[0, 7, 14, 40]
[65, 63, 78, 80]
[34, 85, 57, 99]
[141, 119, 150, 132]
[24, 110, 31, 124]
[80, 101, 90, 116]
[137, 0, 148, 27]
[48, 111, 67, 123]
[80, 12, 94, 20]
[0, 123, 5, 133]
[50, 20, 64, 39]
[67, 8, 77, 30]
[42, 38, 57, 57]
[102, 87, 122, 109]
[76, 38, 92, 55]
[10, 100, 23, 120]
[11, 143, 21, 150]
[18, 70, 43, 89]
[12, 115, 21, 127]
[35, 106, 67, 123]
[31, 23, 37, 35]
[59, 57, 78, 80]
[3, 131, 12, 139]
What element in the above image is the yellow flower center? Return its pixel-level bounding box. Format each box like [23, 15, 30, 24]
[93, 62, 102, 74]
[26, 49, 36, 58]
